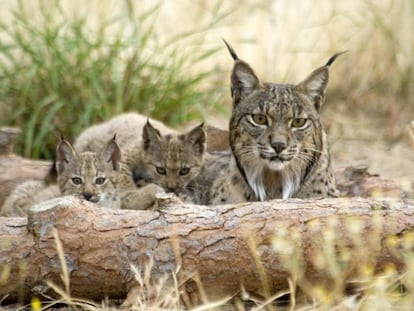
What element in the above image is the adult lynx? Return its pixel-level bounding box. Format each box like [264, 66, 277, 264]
[206, 42, 343, 204]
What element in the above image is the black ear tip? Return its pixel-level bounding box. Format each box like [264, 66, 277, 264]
[222, 38, 239, 61]
[325, 50, 348, 67]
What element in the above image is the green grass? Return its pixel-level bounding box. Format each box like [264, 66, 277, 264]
[0, 0, 230, 159]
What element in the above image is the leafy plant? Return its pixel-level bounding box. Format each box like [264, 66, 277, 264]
[0, 0, 230, 158]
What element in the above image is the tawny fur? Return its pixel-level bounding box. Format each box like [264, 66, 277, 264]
[1, 137, 122, 216]
[119, 121, 207, 209]
[73, 113, 207, 210]
[195, 42, 342, 204]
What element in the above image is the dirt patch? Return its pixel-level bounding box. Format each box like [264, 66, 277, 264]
[324, 104, 413, 179]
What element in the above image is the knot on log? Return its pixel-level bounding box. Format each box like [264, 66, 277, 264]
[409, 121, 414, 150]
[0, 127, 21, 155]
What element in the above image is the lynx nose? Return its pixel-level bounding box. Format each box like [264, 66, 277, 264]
[165, 181, 181, 194]
[82, 192, 93, 201]
[271, 141, 287, 154]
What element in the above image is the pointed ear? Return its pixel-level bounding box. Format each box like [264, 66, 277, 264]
[101, 134, 121, 171]
[296, 66, 329, 111]
[231, 61, 262, 106]
[142, 120, 161, 150]
[224, 41, 262, 106]
[56, 137, 77, 174]
[185, 123, 206, 155]
[296, 51, 347, 111]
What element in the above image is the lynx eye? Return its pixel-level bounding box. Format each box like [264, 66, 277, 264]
[179, 167, 190, 176]
[251, 114, 268, 126]
[156, 166, 166, 175]
[95, 177, 106, 185]
[71, 177, 82, 185]
[291, 118, 307, 128]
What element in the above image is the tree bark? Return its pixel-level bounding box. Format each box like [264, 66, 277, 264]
[0, 128, 51, 208]
[1, 196, 414, 304]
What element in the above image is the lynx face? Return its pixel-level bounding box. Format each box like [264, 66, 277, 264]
[225, 41, 342, 200]
[132, 121, 206, 194]
[56, 136, 121, 208]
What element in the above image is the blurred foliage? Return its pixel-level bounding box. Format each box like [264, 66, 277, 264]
[0, 0, 230, 159]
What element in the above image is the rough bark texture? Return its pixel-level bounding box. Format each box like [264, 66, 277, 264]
[1, 196, 414, 303]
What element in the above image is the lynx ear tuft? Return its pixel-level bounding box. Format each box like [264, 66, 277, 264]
[325, 50, 348, 67]
[223, 39, 239, 61]
[223, 40, 262, 106]
[296, 51, 347, 111]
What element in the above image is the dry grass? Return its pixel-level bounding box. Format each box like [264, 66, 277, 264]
[0, 0, 413, 310]
[2, 217, 413, 311]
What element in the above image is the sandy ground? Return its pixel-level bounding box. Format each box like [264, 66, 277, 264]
[331, 131, 413, 179]
[325, 107, 414, 180]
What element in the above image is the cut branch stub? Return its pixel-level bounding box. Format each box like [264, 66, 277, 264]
[0, 127, 21, 155]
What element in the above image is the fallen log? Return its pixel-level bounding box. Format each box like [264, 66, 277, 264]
[0, 128, 51, 208]
[1, 196, 414, 304]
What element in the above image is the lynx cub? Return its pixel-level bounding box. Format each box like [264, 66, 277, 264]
[0, 136, 121, 216]
[56, 136, 122, 207]
[73, 113, 206, 209]
[120, 120, 206, 209]
[205, 42, 342, 204]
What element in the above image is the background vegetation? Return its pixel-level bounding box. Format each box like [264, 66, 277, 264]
[0, 0, 230, 158]
[0, 0, 413, 164]
[0, 1, 413, 309]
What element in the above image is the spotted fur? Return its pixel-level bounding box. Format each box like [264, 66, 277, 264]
[119, 121, 207, 209]
[1, 137, 121, 216]
[207, 42, 342, 204]
[121, 121, 206, 192]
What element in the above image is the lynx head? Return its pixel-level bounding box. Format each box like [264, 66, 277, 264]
[224, 40, 344, 200]
[139, 121, 206, 193]
[56, 136, 121, 208]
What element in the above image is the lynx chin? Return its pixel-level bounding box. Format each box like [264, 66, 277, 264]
[206, 42, 343, 204]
